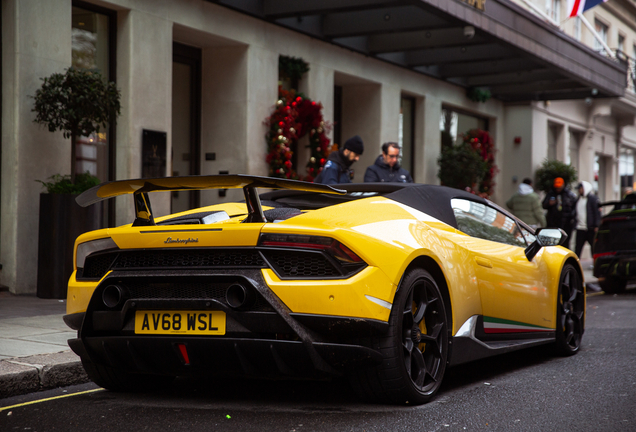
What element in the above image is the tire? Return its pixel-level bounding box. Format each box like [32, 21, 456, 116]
[349, 268, 449, 405]
[554, 264, 585, 356]
[599, 277, 627, 294]
[81, 358, 174, 392]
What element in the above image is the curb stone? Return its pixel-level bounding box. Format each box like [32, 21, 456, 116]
[0, 350, 89, 399]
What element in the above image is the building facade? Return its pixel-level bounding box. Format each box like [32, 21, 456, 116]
[1, 0, 631, 294]
[510, 0, 636, 203]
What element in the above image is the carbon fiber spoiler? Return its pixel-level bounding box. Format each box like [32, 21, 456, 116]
[76, 174, 345, 226]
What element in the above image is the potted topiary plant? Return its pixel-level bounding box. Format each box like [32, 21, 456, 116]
[534, 159, 578, 194]
[32, 67, 121, 298]
[437, 141, 488, 193]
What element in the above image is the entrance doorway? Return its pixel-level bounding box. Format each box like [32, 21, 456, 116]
[171, 42, 201, 213]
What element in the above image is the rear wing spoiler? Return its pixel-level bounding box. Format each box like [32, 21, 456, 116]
[76, 174, 345, 226]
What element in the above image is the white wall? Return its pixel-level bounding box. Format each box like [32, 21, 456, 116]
[1, 0, 71, 294]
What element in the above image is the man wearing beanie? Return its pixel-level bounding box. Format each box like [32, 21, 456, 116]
[542, 177, 577, 249]
[315, 135, 364, 184]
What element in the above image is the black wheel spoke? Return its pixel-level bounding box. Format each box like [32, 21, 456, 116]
[559, 309, 567, 328]
[564, 317, 574, 344]
[411, 349, 426, 387]
[403, 339, 414, 375]
[403, 337, 414, 352]
[567, 274, 579, 302]
[562, 272, 570, 292]
[413, 298, 427, 324]
[420, 322, 444, 357]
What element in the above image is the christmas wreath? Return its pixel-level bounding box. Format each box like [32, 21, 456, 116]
[265, 86, 331, 181]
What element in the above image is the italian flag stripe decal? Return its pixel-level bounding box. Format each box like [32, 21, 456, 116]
[483, 317, 552, 334]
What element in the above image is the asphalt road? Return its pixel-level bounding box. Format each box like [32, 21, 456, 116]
[2, 292, 635, 432]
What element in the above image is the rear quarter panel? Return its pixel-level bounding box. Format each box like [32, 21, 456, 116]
[263, 197, 483, 331]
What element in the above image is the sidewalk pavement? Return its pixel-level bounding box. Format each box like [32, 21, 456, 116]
[0, 291, 88, 399]
[0, 258, 599, 400]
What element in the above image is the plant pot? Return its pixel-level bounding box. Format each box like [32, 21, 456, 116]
[37, 193, 103, 299]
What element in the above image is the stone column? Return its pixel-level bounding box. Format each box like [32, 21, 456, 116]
[419, 96, 442, 185]
[245, 47, 277, 178]
[1, 0, 71, 294]
[115, 9, 173, 224]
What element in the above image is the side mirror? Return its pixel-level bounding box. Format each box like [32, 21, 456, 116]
[525, 228, 568, 261]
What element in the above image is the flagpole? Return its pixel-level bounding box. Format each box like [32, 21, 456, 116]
[578, 14, 616, 60]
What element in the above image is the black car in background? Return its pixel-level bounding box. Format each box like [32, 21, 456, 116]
[593, 193, 636, 293]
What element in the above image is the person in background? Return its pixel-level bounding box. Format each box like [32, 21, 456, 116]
[574, 181, 601, 258]
[363, 142, 413, 183]
[505, 178, 546, 229]
[542, 177, 578, 249]
[314, 135, 364, 185]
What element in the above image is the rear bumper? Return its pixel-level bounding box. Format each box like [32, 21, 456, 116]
[594, 254, 636, 280]
[67, 269, 388, 378]
[68, 336, 382, 378]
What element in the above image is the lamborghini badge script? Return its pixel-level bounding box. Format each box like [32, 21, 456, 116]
[164, 237, 199, 245]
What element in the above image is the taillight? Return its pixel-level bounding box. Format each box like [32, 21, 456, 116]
[258, 233, 363, 263]
[593, 251, 616, 261]
[603, 216, 627, 222]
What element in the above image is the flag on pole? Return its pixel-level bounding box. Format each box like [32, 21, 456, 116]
[568, 0, 608, 18]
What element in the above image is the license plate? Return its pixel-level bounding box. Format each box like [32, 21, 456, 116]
[135, 310, 226, 335]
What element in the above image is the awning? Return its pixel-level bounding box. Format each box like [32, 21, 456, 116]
[210, 0, 627, 102]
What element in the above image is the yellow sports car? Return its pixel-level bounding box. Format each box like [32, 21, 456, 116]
[64, 175, 585, 405]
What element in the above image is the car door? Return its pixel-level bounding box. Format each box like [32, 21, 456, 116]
[451, 199, 554, 332]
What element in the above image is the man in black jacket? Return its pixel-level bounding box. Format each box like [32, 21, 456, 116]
[364, 142, 413, 183]
[542, 177, 577, 250]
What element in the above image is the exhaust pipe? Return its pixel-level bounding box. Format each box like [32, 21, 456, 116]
[225, 283, 254, 310]
[102, 284, 124, 308]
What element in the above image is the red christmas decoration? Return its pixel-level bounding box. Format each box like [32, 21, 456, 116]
[461, 129, 498, 197]
[264, 86, 332, 181]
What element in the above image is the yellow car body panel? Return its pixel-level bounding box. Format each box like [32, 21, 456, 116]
[67, 273, 109, 314]
[107, 222, 264, 249]
[262, 267, 394, 322]
[259, 197, 487, 334]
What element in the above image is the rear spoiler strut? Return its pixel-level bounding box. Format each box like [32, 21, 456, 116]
[76, 174, 346, 226]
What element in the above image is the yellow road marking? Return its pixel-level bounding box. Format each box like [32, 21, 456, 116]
[0, 388, 103, 412]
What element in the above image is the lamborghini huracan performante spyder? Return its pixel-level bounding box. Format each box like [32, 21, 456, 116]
[64, 175, 585, 405]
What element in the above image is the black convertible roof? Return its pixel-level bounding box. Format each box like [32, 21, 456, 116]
[260, 183, 489, 229]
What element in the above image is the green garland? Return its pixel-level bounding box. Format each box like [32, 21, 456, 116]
[279, 56, 309, 83]
[467, 87, 491, 103]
